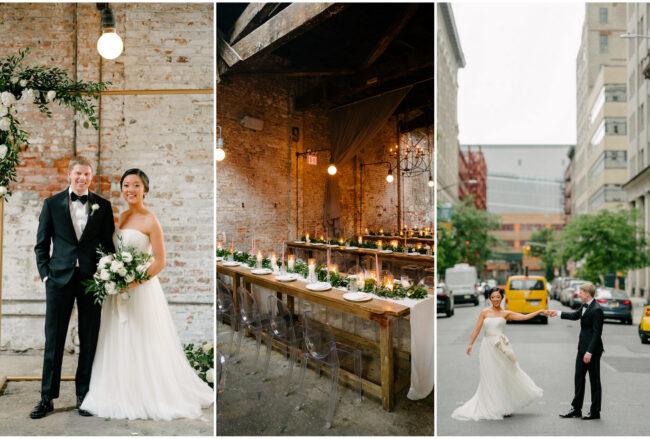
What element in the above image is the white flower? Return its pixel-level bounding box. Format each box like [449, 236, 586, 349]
[117, 266, 127, 277]
[0, 186, 6, 197]
[124, 273, 135, 283]
[121, 251, 133, 263]
[90, 203, 99, 216]
[206, 368, 214, 384]
[46, 90, 56, 102]
[19, 79, 27, 87]
[110, 260, 124, 273]
[20, 89, 35, 104]
[136, 264, 147, 273]
[1, 91, 17, 106]
[99, 269, 111, 281]
[105, 282, 117, 295]
[9, 76, 18, 85]
[99, 255, 113, 267]
[0, 105, 7, 117]
[0, 118, 10, 132]
[0, 144, 7, 160]
[202, 343, 213, 353]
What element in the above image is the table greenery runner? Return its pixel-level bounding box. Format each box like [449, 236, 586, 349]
[217, 248, 429, 300]
[367, 227, 433, 239]
[0, 47, 109, 198]
[298, 236, 431, 255]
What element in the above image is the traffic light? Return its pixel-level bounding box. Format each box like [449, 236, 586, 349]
[465, 240, 470, 245]
[523, 245, 531, 255]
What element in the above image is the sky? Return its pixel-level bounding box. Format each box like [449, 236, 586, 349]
[453, 2, 586, 145]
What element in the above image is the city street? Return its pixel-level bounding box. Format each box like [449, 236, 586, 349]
[437, 298, 650, 436]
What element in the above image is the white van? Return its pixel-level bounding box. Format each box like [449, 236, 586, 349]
[445, 263, 479, 306]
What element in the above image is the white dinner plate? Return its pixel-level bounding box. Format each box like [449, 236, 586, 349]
[306, 282, 332, 292]
[215, 256, 224, 261]
[343, 292, 373, 302]
[294, 240, 305, 243]
[379, 249, 393, 253]
[312, 243, 324, 246]
[345, 246, 359, 250]
[275, 274, 299, 282]
[251, 268, 272, 275]
[222, 261, 240, 267]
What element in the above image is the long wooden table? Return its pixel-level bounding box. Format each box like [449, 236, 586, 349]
[216, 260, 413, 411]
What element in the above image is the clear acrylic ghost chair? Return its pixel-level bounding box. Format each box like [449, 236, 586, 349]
[217, 349, 227, 401]
[263, 295, 303, 395]
[234, 286, 270, 374]
[217, 279, 237, 358]
[295, 311, 362, 429]
[417, 276, 435, 288]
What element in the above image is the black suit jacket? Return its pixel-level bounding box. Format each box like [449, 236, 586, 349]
[34, 189, 115, 287]
[561, 300, 604, 355]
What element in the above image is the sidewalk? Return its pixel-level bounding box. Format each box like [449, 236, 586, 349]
[0, 351, 214, 436]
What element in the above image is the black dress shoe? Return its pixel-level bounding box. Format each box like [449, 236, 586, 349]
[582, 412, 600, 420]
[77, 395, 92, 417]
[559, 408, 582, 418]
[29, 399, 53, 419]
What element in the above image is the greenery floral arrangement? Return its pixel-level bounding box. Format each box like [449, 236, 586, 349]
[362, 278, 429, 299]
[0, 47, 110, 199]
[184, 342, 215, 388]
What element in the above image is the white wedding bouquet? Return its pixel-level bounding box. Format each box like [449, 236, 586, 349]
[83, 236, 153, 305]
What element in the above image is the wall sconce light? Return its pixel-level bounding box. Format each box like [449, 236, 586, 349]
[428, 173, 434, 187]
[216, 125, 225, 161]
[96, 4, 123, 60]
[386, 168, 394, 183]
[360, 161, 394, 184]
[327, 160, 337, 175]
[296, 148, 335, 175]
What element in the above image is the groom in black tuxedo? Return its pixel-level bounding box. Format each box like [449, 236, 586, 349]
[31, 156, 115, 419]
[551, 282, 604, 420]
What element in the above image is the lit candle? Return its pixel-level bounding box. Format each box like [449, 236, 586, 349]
[288, 254, 295, 271]
[420, 230, 424, 237]
[365, 228, 369, 234]
[257, 250, 263, 264]
[377, 240, 382, 250]
[308, 258, 316, 282]
[306, 233, 310, 243]
[270, 252, 277, 266]
[384, 275, 394, 290]
[391, 240, 398, 250]
[356, 272, 365, 290]
[217, 241, 222, 250]
[338, 237, 344, 245]
[331, 264, 338, 275]
[399, 230, 404, 236]
[379, 228, 383, 234]
[320, 235, 324, 241]
[358, 235, 363, 245]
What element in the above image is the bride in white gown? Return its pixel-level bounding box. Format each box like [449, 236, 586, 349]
[451, 288, 546, 421]
[81, 169, 213, 420]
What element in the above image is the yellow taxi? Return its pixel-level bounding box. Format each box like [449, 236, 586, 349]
[639, 305, 650, 344]
[504, 275, 549, 324]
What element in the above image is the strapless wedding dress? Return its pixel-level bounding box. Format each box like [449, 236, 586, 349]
[451, 317, 543, 421]
[81, 228, 213, 420]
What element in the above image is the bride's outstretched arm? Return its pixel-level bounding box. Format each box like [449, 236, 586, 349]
[467, 311, 486, 355]
[506, 309, 544, 321]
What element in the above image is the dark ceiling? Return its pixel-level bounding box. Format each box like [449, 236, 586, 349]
[217, 3, 434, 131]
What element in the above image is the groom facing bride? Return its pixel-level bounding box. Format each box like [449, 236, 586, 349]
[31, 156, 115, 419]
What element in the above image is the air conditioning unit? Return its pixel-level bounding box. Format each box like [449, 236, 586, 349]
[240, 115, 264, 131]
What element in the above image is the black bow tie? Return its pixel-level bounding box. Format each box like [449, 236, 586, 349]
[71, 193, 88, 204]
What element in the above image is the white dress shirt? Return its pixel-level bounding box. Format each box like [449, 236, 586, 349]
[69, 188, 89, 266]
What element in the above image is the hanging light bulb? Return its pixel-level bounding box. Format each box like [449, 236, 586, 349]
[97, 5, 123, 60]
[216, 126, 225, 161]
[428, 174, 434, 187]
[327, 161, 337, 175]
[386, 168, 394, 183]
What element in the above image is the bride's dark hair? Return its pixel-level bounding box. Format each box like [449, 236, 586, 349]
[489, 287, 504, 299]
[120, 169, 150, 198]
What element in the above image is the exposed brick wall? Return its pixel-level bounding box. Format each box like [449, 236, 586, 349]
[1, 3, 214, 350]
[216, 74, 433, 253]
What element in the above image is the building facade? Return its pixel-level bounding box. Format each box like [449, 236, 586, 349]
[573, 3, 628, 215]
[436, 3, 465, 204]
[458, 145, 487, 209]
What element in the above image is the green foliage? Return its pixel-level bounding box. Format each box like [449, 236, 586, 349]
[184, 343, 214, 388]
[0, 47, 110, 198]
[436, 222, 458, 277]
[529, 227, 558, 280]
[559, 209, 650, 283]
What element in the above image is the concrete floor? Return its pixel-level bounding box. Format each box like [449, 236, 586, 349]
[0, 351, 214, 436]
[216, 322, 434, 436]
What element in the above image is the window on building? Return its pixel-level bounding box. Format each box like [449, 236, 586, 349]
[599, 8, 608, 23]
[600, 34, 608, 53]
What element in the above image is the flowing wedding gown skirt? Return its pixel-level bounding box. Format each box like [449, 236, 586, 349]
[451, 317, 543, 421]
[81, 229, 213, 420]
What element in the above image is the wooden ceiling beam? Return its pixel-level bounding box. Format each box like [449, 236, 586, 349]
[217, 28, 242, 68]
[362, 4, 420, 68]
[221, 3, 346, 77]
[228, 3, 281, 45]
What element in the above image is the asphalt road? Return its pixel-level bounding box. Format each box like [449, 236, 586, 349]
[437, 297, 650, 436]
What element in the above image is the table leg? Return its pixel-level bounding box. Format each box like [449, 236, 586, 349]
[232, 273, 242, 331]
[379, 316, 395, 411]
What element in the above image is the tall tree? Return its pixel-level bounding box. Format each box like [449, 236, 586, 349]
[529, 227, 558, 281]
[559, 209, 650, 284]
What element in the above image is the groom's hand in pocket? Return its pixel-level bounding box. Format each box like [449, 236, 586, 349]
[583, 353, 592, 364]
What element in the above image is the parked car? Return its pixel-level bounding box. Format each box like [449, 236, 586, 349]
[445, 263, 479, 306]
[561, 280, 586, 306]
[504, 275, 549, 324]
[550, 277, 564, 300]
[639, 306, 650, 344]
[436, 282, 454, 317]
[595, 287, 633, 325]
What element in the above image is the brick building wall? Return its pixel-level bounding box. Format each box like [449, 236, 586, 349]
[216, 74, 432, 252]
[1, 3, 214, 350]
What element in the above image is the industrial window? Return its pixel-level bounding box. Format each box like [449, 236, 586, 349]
[599, 8, 608, 24]
[600, 34, 608, 53]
